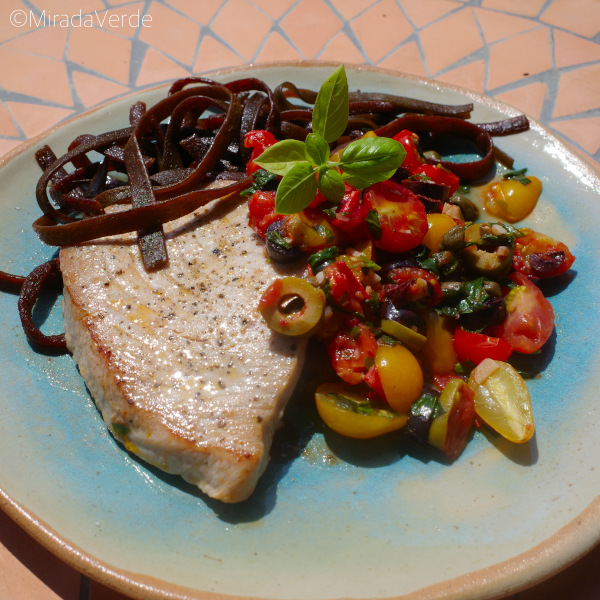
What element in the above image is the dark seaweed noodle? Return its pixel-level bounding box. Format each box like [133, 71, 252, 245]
[3, 74, 529, 349]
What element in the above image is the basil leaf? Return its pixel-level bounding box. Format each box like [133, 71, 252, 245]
[275, 162, 318, 214]
[312, 64, 349, 144]
[341, 170, 398, 190]
[254, 139, 307, 175]
[318, 167, 345, 203]
[339, 136, 406, 179]
[305, 133, 330, 166]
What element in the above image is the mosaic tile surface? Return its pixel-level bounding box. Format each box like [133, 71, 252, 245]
[0, 1, 599, 599]
[0, 0, 598, 165]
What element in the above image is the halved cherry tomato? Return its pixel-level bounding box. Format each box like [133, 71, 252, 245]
[244, 130, 277, 175]
[383, 266, 443, 308]
[453, 327, 513, 365]
[326, 321, 377, 385]
[315, 383, 408, 439]
[363, 181, 428, 253]
[247, 190, 280, 238]
[392, 129, 424, 172]
[412, 163, 460, 196]
[494, 272, 554, 354]
[513, 228, 575, 278]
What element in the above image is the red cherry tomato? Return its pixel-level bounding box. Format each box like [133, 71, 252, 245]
[452, 327, 513, 365]
[326, 322, 377, 385]
[363, 181, 428, 253]
[247, 190, 280, 238]
[391, 129, 424, 172]
[244, 129, 277, 175]
[513, 228, 575, 278]
[494, 272, 555, 354]
[411, 163, 460, 196]
[331, 185, 369, 242]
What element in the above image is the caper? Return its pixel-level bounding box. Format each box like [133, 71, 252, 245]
[448, 194, 479, 222]
[461, 223, 514, 279]
[439, 226, 465, 252]
[440, 281, 463, 297]
[259, 276, 325, 337]
[483, 280, 502, 297]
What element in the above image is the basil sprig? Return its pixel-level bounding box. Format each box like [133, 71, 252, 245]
[254, 65, 406, 214]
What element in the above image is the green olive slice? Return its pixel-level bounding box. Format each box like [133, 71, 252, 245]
[461, 223, 514, 278]
[259, 276, 325, 337]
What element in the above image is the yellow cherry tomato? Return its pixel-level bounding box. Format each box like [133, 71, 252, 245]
[422, 213, 457, 253]
[285, 211, 339, 251]
[483, 176, 542, 223]
[468, 359, 534, 443]
[315, 383, 408, 439]
[375, 343, 423, 413]
[420, 311, 458, 375]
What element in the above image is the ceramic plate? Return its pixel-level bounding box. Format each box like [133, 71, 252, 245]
[1, 62, 600, 600]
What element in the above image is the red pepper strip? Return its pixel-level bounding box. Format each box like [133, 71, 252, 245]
[17, 258, 66, 350]
[375, 115, 494, 180]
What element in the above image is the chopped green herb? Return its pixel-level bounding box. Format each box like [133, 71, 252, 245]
[437, 277, 490, 318]
[410, 394, 444, 419]
[365, 209, 382, 240]
[308, 246, 339, 273]
[112, 422, 130, 436]
[314, 223, 335, 243]
[504, 168, 531, 185]
[265, 228, 292, 250]
[241, 168, 279, 196]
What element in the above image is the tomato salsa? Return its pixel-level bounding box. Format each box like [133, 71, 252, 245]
[251, 120, 574, 460]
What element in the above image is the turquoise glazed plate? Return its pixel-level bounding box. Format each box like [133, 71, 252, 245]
[1, 62, 600, 600]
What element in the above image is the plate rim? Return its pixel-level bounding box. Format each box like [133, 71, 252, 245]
[1, 59, 600, 600]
